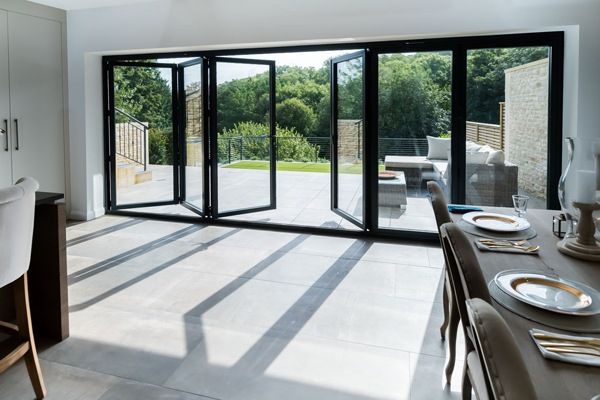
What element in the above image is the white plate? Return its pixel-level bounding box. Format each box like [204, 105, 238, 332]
[494, 270, 600, 316]
[462, 211, 531, 232]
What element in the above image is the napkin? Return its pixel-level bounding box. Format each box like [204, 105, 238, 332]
[530, 328, 600, 367]
[475, 241, 539, 255]
[447, 204, 483, 214]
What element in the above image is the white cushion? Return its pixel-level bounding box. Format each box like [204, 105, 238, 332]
[426, 136, 451, 160]
[486, 149, 505, 165]
[466, 151, 489, 164]
[466, 141, 482, 152]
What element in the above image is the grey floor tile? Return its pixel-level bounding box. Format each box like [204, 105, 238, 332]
[41, 305, 203, 385]
[409, 353, 464, 400]
[0, 359, 118, 400]
[98, 380, 211, 400]
[165, 325, 411, 400]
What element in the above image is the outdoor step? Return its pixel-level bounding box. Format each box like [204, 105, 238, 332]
[135, 170, 153, 184]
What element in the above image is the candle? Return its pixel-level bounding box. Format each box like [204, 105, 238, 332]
[595, 149, 600, 191]
[575, 170, 596, 204]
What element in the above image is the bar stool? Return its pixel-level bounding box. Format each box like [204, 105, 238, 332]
[0, 177, 46, 399]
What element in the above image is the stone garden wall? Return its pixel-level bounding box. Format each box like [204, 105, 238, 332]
[337, 119, 363, 164]
[504, 58, 549, 200]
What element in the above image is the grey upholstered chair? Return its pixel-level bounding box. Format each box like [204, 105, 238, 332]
[427, 180, 459, 383]
[439, 222, 492, 399]
[0, 177, 46, 399]
[466, 299, 537, 400]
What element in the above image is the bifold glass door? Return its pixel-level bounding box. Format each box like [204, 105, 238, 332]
[331, 51, 366, 228]
[179, 58, 207, 215]
[108, 61, 179, 210]
[210, 57, 277, 217]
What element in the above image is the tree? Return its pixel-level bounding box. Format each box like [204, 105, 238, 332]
[467, 47, 548, 123]
[114, 65, 172, 129]
[276, 98, 316, 136]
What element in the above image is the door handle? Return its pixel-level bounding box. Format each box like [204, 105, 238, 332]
[14, 119, 19, 150]
[2, 119, 6, 152]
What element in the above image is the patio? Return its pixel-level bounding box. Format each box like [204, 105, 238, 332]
[117, 164, 438, 233]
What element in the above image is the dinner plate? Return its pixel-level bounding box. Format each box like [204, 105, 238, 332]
[494, 270, 600, 316]
[462, 211, 530, 232]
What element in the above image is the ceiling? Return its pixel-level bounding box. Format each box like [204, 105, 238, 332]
[29, 0, 160, 10]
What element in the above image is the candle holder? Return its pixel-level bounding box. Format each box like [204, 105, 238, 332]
[557, 201, 600, 261]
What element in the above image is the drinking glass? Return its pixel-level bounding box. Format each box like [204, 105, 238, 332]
[512, 194, 529, 218]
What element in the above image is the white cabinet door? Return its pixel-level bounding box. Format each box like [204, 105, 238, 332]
[8, 12, 64, 192]
[0, 11, 11, 189]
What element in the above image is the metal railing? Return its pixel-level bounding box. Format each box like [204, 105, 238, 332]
[115, 108, 148, 171]
[218, 135, 429, 164]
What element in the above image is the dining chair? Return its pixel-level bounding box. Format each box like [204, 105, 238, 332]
[427, 180, 459, 383]
[465, 298, 537, 400]
[0, 177, 46, 399]
[439, 222, 492, 398]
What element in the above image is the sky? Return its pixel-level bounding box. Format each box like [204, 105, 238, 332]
[158, 49, 357, 86]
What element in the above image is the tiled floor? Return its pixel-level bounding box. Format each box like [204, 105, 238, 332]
[0, 216, 464, 400]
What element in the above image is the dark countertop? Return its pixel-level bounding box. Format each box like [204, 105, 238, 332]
[35, 192, 64, 206]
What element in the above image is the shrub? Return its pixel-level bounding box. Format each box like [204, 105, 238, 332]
[218, 121, 320, 164]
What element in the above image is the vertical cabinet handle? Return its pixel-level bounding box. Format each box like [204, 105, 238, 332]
[14, 119, 19, 150]
[2, 119, 7, 152]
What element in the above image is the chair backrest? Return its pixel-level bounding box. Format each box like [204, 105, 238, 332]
[439, 222, 491, 350]
[466, 298, 537, 400]
[0, 177, 39, 287]
[427, 181, 451, 232]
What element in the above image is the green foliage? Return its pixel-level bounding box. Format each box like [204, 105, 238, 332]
[217, 122, 319, 163]
[216, 72, 270, 132]
[276, 98, 316, 136]
[114, 65, 172, 129]
[148, 129, 173, 165]
[467, 47, 548, 123]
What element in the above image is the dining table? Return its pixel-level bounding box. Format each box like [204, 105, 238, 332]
[451, 207, 600, 400]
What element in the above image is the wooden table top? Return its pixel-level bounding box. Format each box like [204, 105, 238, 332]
[451, 207, 600, 400]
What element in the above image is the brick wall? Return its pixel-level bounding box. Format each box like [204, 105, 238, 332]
[185, 87, 204, 167]
[504, 58, 549, 200]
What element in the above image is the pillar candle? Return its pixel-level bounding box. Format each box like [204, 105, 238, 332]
[576, 170, 596, 203]
[595, 148, 600, 191]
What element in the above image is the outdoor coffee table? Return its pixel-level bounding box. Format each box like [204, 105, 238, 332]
[378, 171, 407, 207]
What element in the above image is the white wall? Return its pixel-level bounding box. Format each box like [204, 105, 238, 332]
[66, 0, 600, 219]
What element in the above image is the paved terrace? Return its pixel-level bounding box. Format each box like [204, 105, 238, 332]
[117, 164, 438, 234]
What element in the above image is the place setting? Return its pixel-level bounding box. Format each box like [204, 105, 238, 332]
[453, 194, 539, 252]
[486, 268, 600, 365]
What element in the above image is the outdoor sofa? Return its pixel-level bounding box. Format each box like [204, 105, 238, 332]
[384, 136, 518, 207]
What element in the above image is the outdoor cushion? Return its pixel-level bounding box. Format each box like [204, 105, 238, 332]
[466, 141, 483, 152]
[486, 149, 505, 165]
[466, 151, 489, 164]
[426, 136, 451, 160]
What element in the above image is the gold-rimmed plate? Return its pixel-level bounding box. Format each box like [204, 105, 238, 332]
[495, 270, 600, 316]
[463, 211, 531, 232]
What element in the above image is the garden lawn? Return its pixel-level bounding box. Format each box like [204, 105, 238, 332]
[223, 160, 384, 174]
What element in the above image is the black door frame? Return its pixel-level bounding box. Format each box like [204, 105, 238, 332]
[330, 50, 367, 229]
[209, 56, 277, 218]
[178, 57, 209, 216]
[102, 31, 564, 242]
[104, 60, 180, 211]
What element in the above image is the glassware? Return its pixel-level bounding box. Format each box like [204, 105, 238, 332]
[558, 137, 576, 238]
[512, 194, 529, 218]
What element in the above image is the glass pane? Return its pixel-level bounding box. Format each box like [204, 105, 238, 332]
[114, 65, 174, 206]
[216, 62, 271, 213]
[183, 63, 204, 211]
[377, 51, 452, 233]
[466, 47, 550, 209]
[336, 57, 364, 223]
